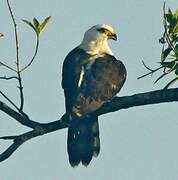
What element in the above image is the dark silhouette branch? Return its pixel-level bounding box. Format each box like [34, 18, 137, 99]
[0, 117, 68, 162]
[6, 0, 24, 111]
[0, 76, 18, 80]
[0, 61, 17, 72]
[95, 88, 178, 115]
[0, 88, 178, 162]
[137, 64, 163, 79]
[0, 91, 20, 111]
[0, 100, 42, 128]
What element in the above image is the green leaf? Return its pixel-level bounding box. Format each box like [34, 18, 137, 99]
[174, 9, 178, 19]
[172, 23, 178, 34]
[22, 19, 37, 33]
[166, 15, 172, 24]
[33, 18, 40, 29]
[159, 37, 165, 44]
[161, 61, 175, 68]
[165, 8, 173, 23]
[172, 35, 178, 44]
[164, 76, 178, 89]
[175, 44, 178, 54]
[39, 16, 51, 33]
[33, 18, 40, 35]
[169, 19, 177, 34]
[161, 47, 172, 61]
[168, 8, 173, 15]
[175, 66, 178, 75]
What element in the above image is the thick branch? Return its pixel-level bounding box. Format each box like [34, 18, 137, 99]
[0, 91, 20, 111]
[0, 100, 41, 128]
[0, 118, 69, 162]
[0, 88, 178, 162]
[96, 87, 178, 115]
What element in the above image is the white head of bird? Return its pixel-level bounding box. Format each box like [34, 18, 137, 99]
[80, 24, 117, 55]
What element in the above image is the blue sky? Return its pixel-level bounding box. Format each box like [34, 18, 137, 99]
[0, 0, 178, 179]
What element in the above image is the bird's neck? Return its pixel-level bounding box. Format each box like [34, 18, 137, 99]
[79, 39, 113, 55]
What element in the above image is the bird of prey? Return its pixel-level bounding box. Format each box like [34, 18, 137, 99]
[62, 24, 126, 167]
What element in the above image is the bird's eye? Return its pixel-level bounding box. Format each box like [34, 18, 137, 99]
[97, 28, 106, 33]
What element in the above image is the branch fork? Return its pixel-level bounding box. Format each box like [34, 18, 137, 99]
[0, 88, 178, 162]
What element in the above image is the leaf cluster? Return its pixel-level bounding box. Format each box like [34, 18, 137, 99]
[157, 7, 178, 88]
[22, 16, 51, 36]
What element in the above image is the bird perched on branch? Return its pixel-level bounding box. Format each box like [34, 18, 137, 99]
[62, 24, 126, 167]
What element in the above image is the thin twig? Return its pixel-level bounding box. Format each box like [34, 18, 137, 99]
[142, 60, 154, 71]
[0, 61, 17, 72]
[6, 0, 24, 111]
[20, 35, 40, 72]
[0, 76, 18, 80]
[0, 91, 20, 111]
[17, 76, 24, 111]
[137, 66, 163, 79]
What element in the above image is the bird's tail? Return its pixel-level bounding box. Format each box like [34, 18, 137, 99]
[67, 115, 100, 167]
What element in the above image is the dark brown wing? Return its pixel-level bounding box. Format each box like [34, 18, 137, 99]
[62, 47, 90, 114]
[72, 54, 126, 116]
[62, 48, 102, 167]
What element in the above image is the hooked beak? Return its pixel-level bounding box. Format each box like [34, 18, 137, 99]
[111, 33, 117, 41]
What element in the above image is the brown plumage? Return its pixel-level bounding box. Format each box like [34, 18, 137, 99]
[61, 24, 126, 167]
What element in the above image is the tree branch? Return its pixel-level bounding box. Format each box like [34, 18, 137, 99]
[0, 88, 178, 162]
[0, 100, 42, 128]
[0, 117, 68, 162]
[95, 88, 178, 115]
[0, 91, 20, 111]
[0, 61, 17, 72]
[0, 76, 18, 80]
[20, 35, 40, 73]
[6, 0, 24, 111]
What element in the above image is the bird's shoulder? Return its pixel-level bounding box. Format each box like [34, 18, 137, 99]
[93, 53, 127, 76]
[63, 47, 90, 66]
[62, 47, 90, 89]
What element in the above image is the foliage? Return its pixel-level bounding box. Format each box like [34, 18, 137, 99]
[158, 6, 178, 88]
[0, 5, 51, 111]
[22, 16, 51, 36]
[139, 4, 178, 89]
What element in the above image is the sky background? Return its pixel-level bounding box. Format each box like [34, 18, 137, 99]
[0, 0, 178, 179]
